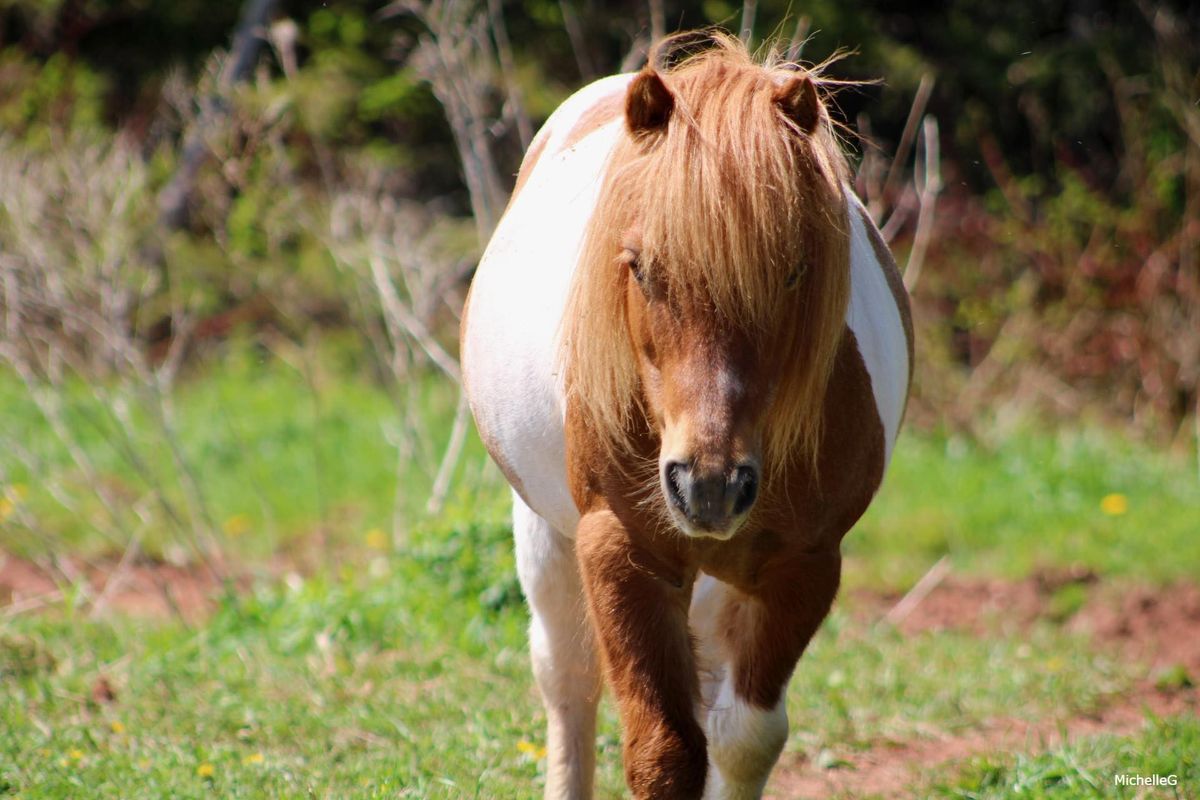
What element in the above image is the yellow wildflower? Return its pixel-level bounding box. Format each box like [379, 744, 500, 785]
[517, 740, 548, 760]
[243, 752, 264, 765]
[110, 720, 125, 734]
[1099, 493, 1128, 516]
[68, 749, 84, 761]
[222, 514, 252, 537]
[2, 483, 28, 519]
[364, 528, 389, 550]
[197, 762, 215, 778]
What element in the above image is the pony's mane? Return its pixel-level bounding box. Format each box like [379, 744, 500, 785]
[560, 32, 852, 478]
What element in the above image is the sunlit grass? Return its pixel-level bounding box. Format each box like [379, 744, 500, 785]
[787, 616, 1129, 757]
[4, 346, 1196, 586]
[847, 426, 1200, 589]
[0, 343, 507, 562]
[933, 715, 1199, 799]
[0, 548, 1152, 799]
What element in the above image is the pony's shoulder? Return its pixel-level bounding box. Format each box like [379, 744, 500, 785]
[535, 73, 636, 160]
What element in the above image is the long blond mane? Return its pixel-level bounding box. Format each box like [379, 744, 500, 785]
[560, 32, 852, 477]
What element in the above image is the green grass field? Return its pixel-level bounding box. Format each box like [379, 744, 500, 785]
[1, 354, 1197, 798]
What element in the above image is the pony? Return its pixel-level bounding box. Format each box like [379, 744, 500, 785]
[461, 32, 912, 800]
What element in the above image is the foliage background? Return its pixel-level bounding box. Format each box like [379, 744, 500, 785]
[3, 0, 1197, 439]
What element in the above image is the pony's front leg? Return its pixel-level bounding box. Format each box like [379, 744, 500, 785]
[576, 510, 707, 800]
[698, 550, 842, 800]
[513, 495, 602, 800]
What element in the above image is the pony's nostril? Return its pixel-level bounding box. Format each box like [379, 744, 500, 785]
[731, 465, 759, 516]
[665, 460, 756, 529]
[664, 461, 688, 512]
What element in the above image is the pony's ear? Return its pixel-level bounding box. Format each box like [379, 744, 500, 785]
[626, 68, 674, 136]
[774, 75, 822, 135]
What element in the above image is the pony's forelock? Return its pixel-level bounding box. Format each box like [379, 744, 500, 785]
[560, 32, 852, 479]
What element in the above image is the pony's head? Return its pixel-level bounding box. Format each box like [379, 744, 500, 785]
[562, 33, 851, 539]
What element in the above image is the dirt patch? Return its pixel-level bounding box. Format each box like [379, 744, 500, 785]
[851, 566, 1097, 633]
[767, 684, 1198, 799]
[0, 550, 246, 621]
[850, 569, 1200, 678]
[1070, 583, 1200, 678]
[0, 552, 57, 600]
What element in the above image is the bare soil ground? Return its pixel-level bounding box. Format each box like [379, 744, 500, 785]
[0, 549, 246, 621]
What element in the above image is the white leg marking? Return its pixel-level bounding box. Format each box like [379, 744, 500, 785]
[514, 492, 601, 800]
[703, 680, 788, 800]
[690, 574, 789, 800]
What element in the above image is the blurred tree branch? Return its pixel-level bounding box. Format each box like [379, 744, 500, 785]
[158, 0, 281, 230]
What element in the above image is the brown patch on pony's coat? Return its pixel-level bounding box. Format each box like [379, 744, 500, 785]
[557, 32, 898, 795]
[698, 328, 885, 707]
[856, 204, 914, 390]
[575, 508, 707, 798]
[569, 325, 885, 721]
[558, 89, 627, 154]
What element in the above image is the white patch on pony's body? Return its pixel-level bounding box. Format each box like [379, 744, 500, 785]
[462, 74, 634, 536]
[845, 190, 909, 465]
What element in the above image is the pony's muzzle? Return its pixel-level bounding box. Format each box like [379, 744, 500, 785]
[664, 459, 759, 534]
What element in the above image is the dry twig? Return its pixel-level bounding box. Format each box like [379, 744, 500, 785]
[882, 555, 951, 628]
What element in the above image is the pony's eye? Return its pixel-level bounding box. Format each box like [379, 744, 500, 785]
[621, 249, 645, 284]
[629, 257, 645, 283]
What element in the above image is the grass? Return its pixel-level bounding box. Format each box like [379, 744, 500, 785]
[0, 551, 1147, 799]
[0, 341, 498, 562]
[936, 715, 1199, 799]
[847, 426, 1200, 589]
[0, 520, 608, 799]
[1, 352, 1197, 797]
[5, 348, 1197, 585]
[786, 619, 1129, 756]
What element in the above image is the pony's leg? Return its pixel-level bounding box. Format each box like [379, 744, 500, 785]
[576, 510, 707, 799]
[693, 553, 842, 800]
[513, 493, 602, 800]
[691, 574, 785, 800]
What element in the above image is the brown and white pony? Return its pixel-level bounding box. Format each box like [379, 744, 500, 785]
[462, 33, 912, 800]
